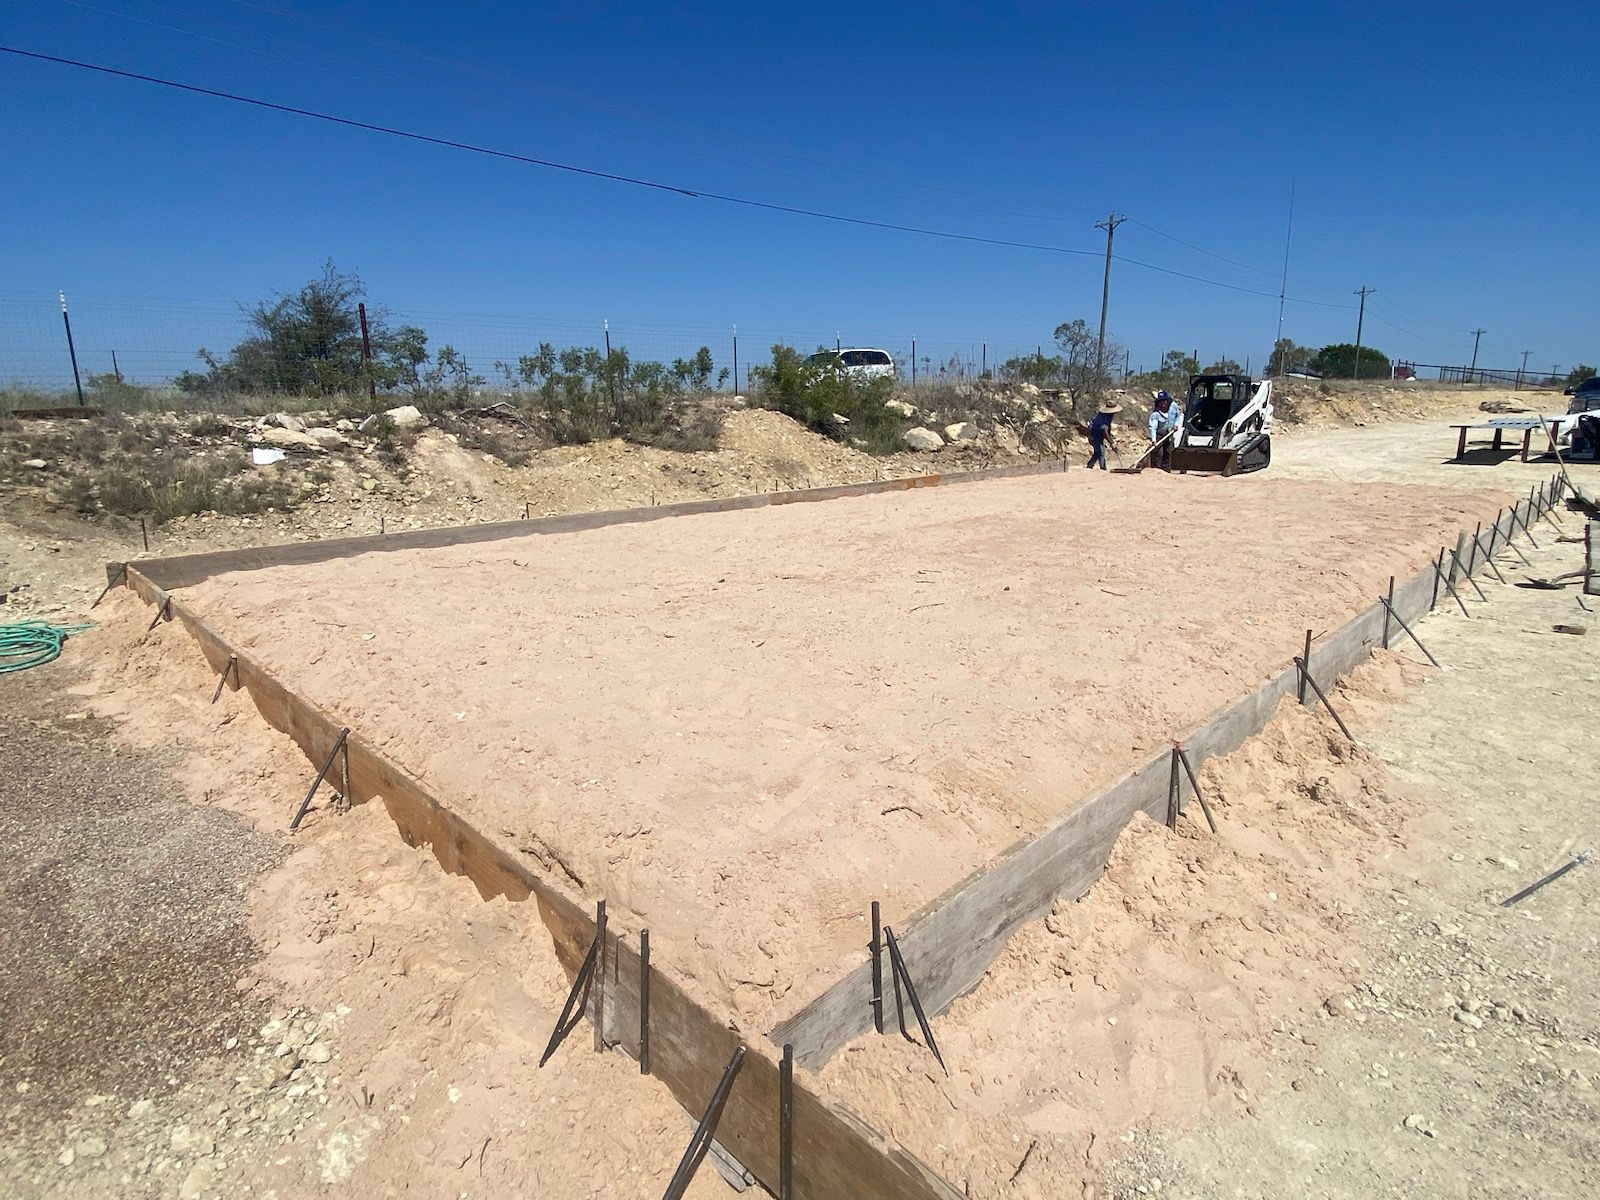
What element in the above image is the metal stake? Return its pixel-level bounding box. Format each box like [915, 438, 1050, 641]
[1166, 742, 1182, 829]
[661, 1047, 746, 1200]
[146, 595, 172, 632]
[1174, 744, 1218, 833]
[1294, 657, 1355, 744]
[1378, 597, 1440, 668]
[210, 653, 238, 703]
[779, 1043, 794, 1199]
[640, 928, 651, 1075]
[1432, 554, 1472, 618]
[1451, 547, 1489, 602]
[592, 900, 608, 1051]
[539, 900, 605, 1067]
[140, 516, 149, 553]
[870, 901, 884, 1035]
[1381, 576, 1394, 648]
[1472, 525, 1508, 584]
[92, 563, 127, 609]
[1297, 628, 1312, 703]
[884, 926, 948, 1075]
[1499, 851, 1590, 908]
[289, 726, 349, 831]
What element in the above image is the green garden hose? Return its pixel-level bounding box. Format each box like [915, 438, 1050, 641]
[0, 621, 94, 674]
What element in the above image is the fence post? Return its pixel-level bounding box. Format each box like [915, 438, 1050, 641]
[732, 324, 738, 394]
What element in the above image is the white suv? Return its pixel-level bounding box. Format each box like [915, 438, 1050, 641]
[805, 348, 896, 380]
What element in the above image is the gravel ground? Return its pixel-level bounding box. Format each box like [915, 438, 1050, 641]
[0, 660, 284, 1188]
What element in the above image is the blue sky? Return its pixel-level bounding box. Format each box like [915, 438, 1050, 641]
[2, 1, 1594, 386]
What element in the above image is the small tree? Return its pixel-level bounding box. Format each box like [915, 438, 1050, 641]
[1311, 343, 1391, 380]
[1565, 364, 1596, 389]
[1204, 358, 1242, 375]
[1267, 338, 1311, 375]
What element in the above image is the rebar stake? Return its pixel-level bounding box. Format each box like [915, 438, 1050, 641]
[1294, 657, 1356, 744]
[661, 1046, 746, 1200]
[289, 726, 349, 831]
[210, 654, 238, 704]
[1451, 547, 1489, 603]
[779, 1043, 795, 1200]
[1382, 577, 1394, 648]
[146, 595, 172, 632]
[539, 900, 605, 1067]
[884, 926, 948, 1075]
[870, 901, 884, 1035]
[638, 928, 652, 1074]
[92, 564, 127, 609]
[1174, 743, 1218, 833]
[1432, 552, 1472, 618]
[1378, 597, 1440, 668]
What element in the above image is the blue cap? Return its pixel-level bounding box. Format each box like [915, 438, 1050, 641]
[1156, 390, 1170, 401]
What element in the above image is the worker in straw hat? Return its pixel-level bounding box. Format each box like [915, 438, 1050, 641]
[1086, 397, 1121, 470]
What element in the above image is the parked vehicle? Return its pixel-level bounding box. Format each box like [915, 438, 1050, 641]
[804, 348, 896, 380]
[1565, 377, 1600, 411]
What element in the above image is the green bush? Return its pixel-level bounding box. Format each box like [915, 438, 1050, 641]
[750, 345, 904, 453]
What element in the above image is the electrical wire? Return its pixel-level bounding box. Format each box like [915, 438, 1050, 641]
[2, 45, 1354, 309]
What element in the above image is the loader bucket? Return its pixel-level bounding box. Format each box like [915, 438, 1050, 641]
[1169, 446, 1241, 475]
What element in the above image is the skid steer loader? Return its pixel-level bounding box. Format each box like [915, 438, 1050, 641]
[1168, 373, 1274, 475]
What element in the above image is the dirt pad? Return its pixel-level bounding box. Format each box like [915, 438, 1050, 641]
[173, 470, 1503, 1030]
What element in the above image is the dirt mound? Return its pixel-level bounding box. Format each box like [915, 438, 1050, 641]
[820, 663, 1420, 1200]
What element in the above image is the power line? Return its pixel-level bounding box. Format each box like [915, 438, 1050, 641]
[2, 45, 1358, 310]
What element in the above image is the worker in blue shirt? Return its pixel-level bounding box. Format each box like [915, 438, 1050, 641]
[1147, 390, 1181, 470]
[1087, 398, 1120, 469]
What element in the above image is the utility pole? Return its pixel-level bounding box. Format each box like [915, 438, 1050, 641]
[1352, 286, 1374, 381]
[1094, 212, 1126, 385]
[59, 291, 85, 406]
[1517, 349, 1531, 391]
[1469, 328, 1486, 378]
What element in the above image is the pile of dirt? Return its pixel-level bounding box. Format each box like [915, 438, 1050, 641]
[1273, 380, 1562, 430]
[819, 661, 1422, 1199]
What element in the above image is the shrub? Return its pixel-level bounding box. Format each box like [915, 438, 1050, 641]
[750, 345, 904, 453]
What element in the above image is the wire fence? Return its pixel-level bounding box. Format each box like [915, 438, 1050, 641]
[1, 292, 1580, 399]
[0, 292, 1263, 398]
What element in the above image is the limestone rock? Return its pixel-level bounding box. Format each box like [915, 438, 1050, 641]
[306, 427, 346, 451]
[884, 399, 916, 418]
[259, 428, 325, 454]
[944, 422, 979, 442]
[903, 427, 945, 452]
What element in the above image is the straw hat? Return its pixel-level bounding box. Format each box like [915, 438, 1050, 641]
[1098, 399, 1122, 415]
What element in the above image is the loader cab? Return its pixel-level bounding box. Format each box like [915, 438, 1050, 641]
[1184, 374, 1254, 435]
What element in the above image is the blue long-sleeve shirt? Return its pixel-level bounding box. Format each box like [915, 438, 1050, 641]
[1149, 403, 1182, 441]
[1088, 411, 1114, 445]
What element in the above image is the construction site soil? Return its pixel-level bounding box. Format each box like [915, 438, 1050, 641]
[174, 470, 1505, 1032]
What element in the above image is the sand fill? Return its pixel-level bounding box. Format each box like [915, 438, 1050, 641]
[171, 470, 1500, 1028]
[820, 661, 1422, 1198]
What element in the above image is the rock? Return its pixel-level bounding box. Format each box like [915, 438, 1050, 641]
[903, 427, 945, 452]
[178, 1162, 215, 1200]
[169, 1123, 215, 1158]
[1454, 1010, 1484, 1030]
[361, 478, 378, 493]
[261, 412, 307, 433]
[884, 399, 916, 418]
[1019, 382, 1041, 397]
[944, 422, 979, 442]
[1403, 1113, 1425, 1130]
[259, 428, 325, 454]
[306, 427, 346, 451]
[23, 458, 48, 469]
[334, 418, 356, 432]
[383, 404, 427, 431]
[128, 1099, 154, 1120]
[76, 1135, 107, 1159]
[1028, 407, 1055, 425]
[303, 1043, 332, 1065]
[57, 1147, 75, 1167]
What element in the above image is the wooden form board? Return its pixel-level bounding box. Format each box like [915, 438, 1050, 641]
[107, 459, 1067, 591]
[123, 567, 960, 1200]
[772, 477, 1564, 1067]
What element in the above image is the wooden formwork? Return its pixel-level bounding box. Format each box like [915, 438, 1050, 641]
[771, 476, 1565, 1066]
[109, 464, 1566, 1194]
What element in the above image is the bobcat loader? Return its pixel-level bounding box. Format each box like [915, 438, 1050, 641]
[1168, 373, 1274, 475]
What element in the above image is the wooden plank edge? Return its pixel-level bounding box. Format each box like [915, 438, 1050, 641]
[773, 499, 1510, 1066]
[105, 458, 1069, 592]
[122, 568, 960, 1200]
